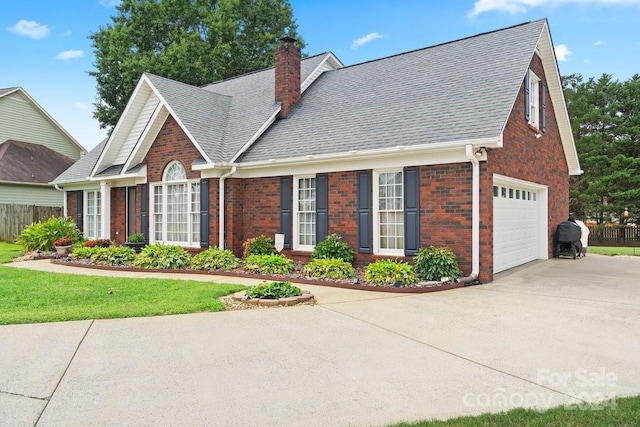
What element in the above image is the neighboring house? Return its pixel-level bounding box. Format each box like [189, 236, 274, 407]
[53, 19, 581, 282]
[0, 87, 86, 207]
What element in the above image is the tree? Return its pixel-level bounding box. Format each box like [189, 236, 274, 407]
[89, 0, 305, 131]
[563, 73, 640, 224]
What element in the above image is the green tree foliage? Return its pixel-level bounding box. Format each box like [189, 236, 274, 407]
[89, 0, 305, 130]
[563, 73, 640, 224]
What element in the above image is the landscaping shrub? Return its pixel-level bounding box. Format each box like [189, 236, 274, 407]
[242, 235, 276, 258]
[245, 281, 301, 299]
[133, 243, 191, 269]
[90, 246, 137, 266]
[243, 254, 294, 275]
[126, 233, 145, 243]
[311, 234, 355, 263]
[71, 246, 98, 260]
[84, 239, 111, 248]
[364, 259, 418, 285]
[413, 246, 462, 281]
[16, 216, 80, 251]
[191, 246, 239, 271]
[304, 258, 355, 279]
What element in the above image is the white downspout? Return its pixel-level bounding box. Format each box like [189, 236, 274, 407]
[54, 184, 67, 217]
[218, 167, 237, 249]
[457, 145, 480, 283]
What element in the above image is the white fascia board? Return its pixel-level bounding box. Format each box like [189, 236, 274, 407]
[1, 180, 53, 187]
[90, 75, 152, 177]
[229, 107, 281, 163]
[88, 164, 147, 183]
[301, 53, 343, 93]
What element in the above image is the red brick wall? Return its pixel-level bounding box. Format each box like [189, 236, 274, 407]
[237, 177, 281, 256]
[480, 53, 569, 281]
[66, 191, 77, 222]
[225, 178, 245, 254]
[110, 187, 126, 244]
[275, 40, 301, 118]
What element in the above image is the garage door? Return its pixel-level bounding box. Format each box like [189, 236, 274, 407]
[493, 177, 546, 273]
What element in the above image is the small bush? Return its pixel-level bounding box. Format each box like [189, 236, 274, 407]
[413, 246, 462, 281]
[90, 246, 137, 266]
[245, 281, 301, 299]
[133, 243, 191, 269]
[191, 246, 239, 271]
[304, 258, 355, 279]
[244, 254, 294, 275]
[16, 216, 80, 251]
[126, 233, 145, 243]
[84, 239, 111, 248]
[364, 259, 418, 285]
[242, 235, 276, 258]
[311, 234, 355, 263]
[71, 246, 98, 260]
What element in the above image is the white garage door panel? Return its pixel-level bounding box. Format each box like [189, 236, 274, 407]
[493, 180, 544, 274]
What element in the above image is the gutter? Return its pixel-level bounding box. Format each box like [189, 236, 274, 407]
[218, 166, 237, 249]
[457, 145, 480, 284]
[54, 184, 67, 218]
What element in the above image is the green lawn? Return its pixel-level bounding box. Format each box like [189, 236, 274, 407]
[589, 246, 640, 256]
[390, 395, 640, 426]
[0, 242, 245, 325]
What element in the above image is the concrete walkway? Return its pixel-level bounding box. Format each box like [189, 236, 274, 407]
[1, 255, 639, 426]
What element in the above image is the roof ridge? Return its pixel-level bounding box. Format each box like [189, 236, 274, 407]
[337, 19, 545, 71]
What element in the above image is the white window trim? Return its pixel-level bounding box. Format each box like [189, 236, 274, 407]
[373, 169, 404, 256]
[83, 189, 102, 240]
[528, 70, 541, 129]
[292, 174, 316, 252]
[149, 161, 200, 247]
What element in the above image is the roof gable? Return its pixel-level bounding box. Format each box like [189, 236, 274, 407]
[0, 140, 75, 183]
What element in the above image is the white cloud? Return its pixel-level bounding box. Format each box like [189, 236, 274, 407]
[55, 50, 84, 60]
[594, 39, 606, 46]
[99, 0, 121, 7]
[469, 0, 640, 17]
[7, 20, 50, 39]
[554, 44, 572, 61]
[351, 32, 385, 49]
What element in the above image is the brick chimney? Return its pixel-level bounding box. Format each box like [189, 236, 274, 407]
[275, 36, 301, 119]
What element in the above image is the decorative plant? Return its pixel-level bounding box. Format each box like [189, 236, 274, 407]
[84, 239, 111, 248]
[243, 254, 294, 275]
[311, 234, 355, 263]
[16, 216, 80, 251]
[413, 246, 462, 281]
[126, 233, 145, 243]
[133, 243, 191, 269]
[90, 246, 137, 266]
[191, 246, 239, 271]
[53, 237, 74, 247]
[245, 281, 301, 299]
[242, 235, 276, 258]
[304, 258, 355, 279]
[364, 259, 418, 286]
[71, 246, 97, 260]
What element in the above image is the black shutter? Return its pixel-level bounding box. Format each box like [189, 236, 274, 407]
[280, 176, 292, 249]
[200, 178, 209, 248]
[315, 173, 328, 244]
[524, 70, 530, 122]
[357, 170, 372, 253]
[540, 81, 547, 132]
[140, 184, 149, 242]
[404, 167, 420, 256]
[75, 190, 83, 231]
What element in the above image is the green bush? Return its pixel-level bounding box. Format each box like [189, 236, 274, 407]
[311, 234, 355, 263]
[413, 246, 462, 281]
[364, 259, 418, 285]
[16, 216, 80, 251]
[71, 246, 98, 260]
[90, 246, 137, 266]
[191, 246, 239, 271]
[243, 254, 294, 275]
[242, 235, 276, 258]
[133, 243, 191, 269]
[245, 281, 301, 299]
[126, 233, 145, 243]
[304, 258, 355, 279]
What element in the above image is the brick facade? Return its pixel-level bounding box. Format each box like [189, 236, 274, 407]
[110, 187, 126, 244]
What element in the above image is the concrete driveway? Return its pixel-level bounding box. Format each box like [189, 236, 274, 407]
[1, 254, 639, 426]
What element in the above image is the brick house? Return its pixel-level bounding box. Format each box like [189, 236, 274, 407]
[53, 19, 581, 282]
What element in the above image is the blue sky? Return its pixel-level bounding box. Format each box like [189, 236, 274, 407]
[1, 0, 639, 151]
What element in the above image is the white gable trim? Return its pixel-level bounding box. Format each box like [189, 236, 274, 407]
[229, 108, 281, 163]
[123, 107, 169, 173]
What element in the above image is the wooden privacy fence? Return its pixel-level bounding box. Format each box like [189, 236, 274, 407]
[0, 204, 62, 242]
[588, 226, 640, 247]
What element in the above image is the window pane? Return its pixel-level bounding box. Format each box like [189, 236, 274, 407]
[297, 178, 316, 246]
[377, 172, 404, 250]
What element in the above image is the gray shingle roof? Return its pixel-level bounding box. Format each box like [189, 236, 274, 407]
[0, 87, 18, 97]
[240, 20, 546, 163]
[52, 139, 107, 184]
[0, 140, 75, 183]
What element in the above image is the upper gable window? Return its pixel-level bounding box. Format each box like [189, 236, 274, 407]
[527, 70, 541, 128]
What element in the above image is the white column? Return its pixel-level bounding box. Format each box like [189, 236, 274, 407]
[100, 181, 111, 239]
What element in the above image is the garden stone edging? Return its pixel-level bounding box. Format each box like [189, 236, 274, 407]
[232, 290, 314, 307]
[50, 259, 465, 294]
